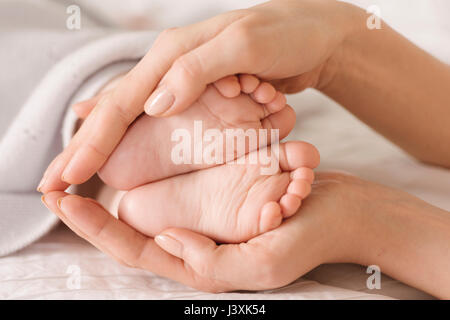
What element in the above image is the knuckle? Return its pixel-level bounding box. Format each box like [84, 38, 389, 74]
[229, 23, 254, 49]
[128, 241, 149, 269]
[226, 23, 263, 65]
[105, 93, 135, 127]
[111, 238, 150, 270]
[155, 27, 178, 45]
[85, 142, 109, 161]
[85, 207, 110, 238]
[173, 52, 204, 78]
[119, 257, 142, 270]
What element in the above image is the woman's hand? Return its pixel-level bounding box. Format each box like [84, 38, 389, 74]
[41, 172, 360, 292]
[37, 173, 373, 292]
[38, 0, 362, 193]
[42, 172, 450, 297]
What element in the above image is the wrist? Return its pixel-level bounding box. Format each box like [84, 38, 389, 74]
[306, 175, 376, 266]
[311, 174, 400, 266]
[346, 185, 450, 298]
[316, 3, 368, 92]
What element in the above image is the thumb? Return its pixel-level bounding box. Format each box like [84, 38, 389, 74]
[154, 228, 218, 270]
[156, 227, 290, 292]
[154, 228, 265, 289]
[143, 28, 251, 117]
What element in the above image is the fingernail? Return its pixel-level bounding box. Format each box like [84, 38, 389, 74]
[57, 197, 64, 210]
[155, 234, 183, 258]
[144, 86, 175, 116]
[41, 195, 49, 209]
[37, 175, 46, 192]
[61, 164, 70, 183]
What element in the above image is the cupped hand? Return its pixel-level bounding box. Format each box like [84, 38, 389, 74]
[41, 172, 367, 292]
[38, 0, 360, 193]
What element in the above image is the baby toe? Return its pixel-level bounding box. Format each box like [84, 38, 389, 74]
[290, 167, 315, 184]
[265, 91, 287, 113]
[239, 74, 260, 94]
[279, 194, 302, 218]
[214, 75, 241, 98]
[287, 179, 312, 199]
[252, 82, 277, 104]
[259, 201, 283, 233]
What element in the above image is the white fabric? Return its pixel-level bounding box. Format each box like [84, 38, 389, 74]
[0, 224, 395, 300]
[61, 61, 138, 150]
[0, 29, 157, 256]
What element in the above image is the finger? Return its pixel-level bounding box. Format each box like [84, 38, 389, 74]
[144, 23, 257, 117]
[72, 92, 107, 119]
[40, 12, 247, 191]
[213, 75, 241, 98]
[38, 103, 106, 192]
[155, 228, 277, 291]
[41, 192, 196, 285]
[41, 191, 122, 262]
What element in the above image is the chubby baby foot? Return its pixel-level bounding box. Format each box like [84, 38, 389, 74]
[118, 141, 320, 243]
[97, 83, 296, 190]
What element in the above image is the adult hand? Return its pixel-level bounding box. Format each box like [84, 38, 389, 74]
[38, 0, 362, 192]
[42, 172, 450, 297]
[41, 172, 373, 292]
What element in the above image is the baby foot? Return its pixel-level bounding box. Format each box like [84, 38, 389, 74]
[118, 141, 320, 243]
[98, 81, 295, 190]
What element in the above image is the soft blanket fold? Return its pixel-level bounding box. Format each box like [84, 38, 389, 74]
[0, 30, 157, 257]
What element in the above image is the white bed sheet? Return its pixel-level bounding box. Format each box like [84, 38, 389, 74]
[0, 224, 390, 300]
[1, 90, 444, 300]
